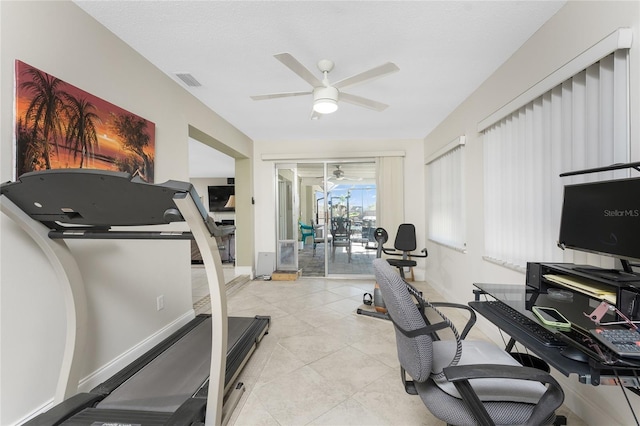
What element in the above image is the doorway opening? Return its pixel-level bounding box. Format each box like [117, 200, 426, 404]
[279, 161, 377, 278]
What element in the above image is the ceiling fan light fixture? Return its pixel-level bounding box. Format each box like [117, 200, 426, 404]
[313, 98, 338, 114]
[313, 86, 339, 114]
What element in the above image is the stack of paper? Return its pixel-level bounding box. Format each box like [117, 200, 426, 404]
[543, 274, 616, 304]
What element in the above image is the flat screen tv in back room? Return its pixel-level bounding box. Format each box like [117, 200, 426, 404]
[558, 177, 640, 266]
[208, 185, 234, 212]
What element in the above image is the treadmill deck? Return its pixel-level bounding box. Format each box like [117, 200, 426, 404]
[63, 315, 270, 424]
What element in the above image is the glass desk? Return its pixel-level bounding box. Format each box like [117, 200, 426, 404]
[470, 283, 640, 389]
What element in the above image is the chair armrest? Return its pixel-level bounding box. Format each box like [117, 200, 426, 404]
[428, 302, 477, 339]
[400, 367, 418, 395]
[443, 364, 564, 426]
[390, 317, 450, 338]
[443, 364, 560, 386]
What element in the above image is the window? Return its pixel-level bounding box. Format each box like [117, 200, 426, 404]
[482, 43, 630, 270]
[427, 136, 466, 251]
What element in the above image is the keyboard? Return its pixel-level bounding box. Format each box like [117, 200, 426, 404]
[485, 301, 567, 348]
[590, 328, 640, 358]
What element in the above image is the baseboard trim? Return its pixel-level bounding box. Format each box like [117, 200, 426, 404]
[13, 310, 197, 425]
[11, 398, 55, 426]
[234, 265, 251, 277]
[77, 310, 196, 392]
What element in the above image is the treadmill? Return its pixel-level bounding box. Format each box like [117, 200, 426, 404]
[0, 169, 270, 426]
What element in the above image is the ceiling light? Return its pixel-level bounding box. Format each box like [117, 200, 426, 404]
[313, 86, 339, 114]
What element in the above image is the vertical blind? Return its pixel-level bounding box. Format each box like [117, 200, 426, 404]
[483, 50, 629, 270]
[427, 139, 466, 251]
[376, 156, 404, 235]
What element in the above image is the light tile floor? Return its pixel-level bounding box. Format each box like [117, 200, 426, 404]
[192, 266, 586, 425]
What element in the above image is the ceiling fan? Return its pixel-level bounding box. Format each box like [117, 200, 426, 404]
[330, 165, 362, 181]
[250, 53, 399, 119]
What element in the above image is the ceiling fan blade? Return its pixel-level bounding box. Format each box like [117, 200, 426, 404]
[333, 62, 399, 90]
[250, 91, 311, 101]
[340, 92, 389, 111]
[274, 53, 323, 87]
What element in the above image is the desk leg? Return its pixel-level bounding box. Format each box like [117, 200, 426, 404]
[472, 288, 486, 301]
[505, 337, 516, 353]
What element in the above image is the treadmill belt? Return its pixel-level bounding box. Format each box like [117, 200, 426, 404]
[97, 317, 214, 412]
[95, 316, 268, 413]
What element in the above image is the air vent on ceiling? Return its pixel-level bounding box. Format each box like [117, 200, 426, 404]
[175, 73, 202, 87]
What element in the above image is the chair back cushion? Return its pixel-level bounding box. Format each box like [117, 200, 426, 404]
[394, 223, 417, 252]
[373, 258, 432, 381]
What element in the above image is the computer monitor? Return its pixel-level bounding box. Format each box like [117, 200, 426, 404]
[558, 177, 640, 277]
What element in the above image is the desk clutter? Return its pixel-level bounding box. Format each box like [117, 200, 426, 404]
[470, 171, 640, 422]
[591, 328, 640, 358]
[543, 273, 616, 304]
[472, 278, 640, 387]
[524, 262, 640, 361]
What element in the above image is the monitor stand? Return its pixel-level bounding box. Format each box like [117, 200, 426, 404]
[573, 265, 640, 283]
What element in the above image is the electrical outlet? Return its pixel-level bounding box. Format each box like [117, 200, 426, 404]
[157, 295, 164, 311]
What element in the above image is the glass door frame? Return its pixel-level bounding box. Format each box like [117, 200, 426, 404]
[275, 163, 298, 271]
[276, 160, 376, 278]
[325, 161, 376, 279]
[294, 162, 328, 277]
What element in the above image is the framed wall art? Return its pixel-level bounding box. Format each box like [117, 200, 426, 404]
[14, 60, 156, 182]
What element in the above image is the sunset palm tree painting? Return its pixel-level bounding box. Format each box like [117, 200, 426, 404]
[15, 60, 155, 182]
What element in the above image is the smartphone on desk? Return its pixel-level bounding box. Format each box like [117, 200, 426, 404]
[532, 306, 572, 330]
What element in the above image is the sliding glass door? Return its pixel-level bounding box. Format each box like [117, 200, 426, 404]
[291, 160, 377, 278]
[326, 162, 377, 277]
[295, 163, 327, 276]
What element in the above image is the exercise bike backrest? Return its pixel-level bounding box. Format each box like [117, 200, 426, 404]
[382, 223, 428, 259]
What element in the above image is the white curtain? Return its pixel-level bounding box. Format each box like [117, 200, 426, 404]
[483, 50, 629, 270]
[427, 143, 466, 250]
[376, 156, 404, 238]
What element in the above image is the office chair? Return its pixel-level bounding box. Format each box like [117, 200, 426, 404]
[372, 258, 564, 426]
[384, 223, 427, 279]
[192, 216, 236, 263]
[331, 216, 352, 262]
[312, 223, 332, 257]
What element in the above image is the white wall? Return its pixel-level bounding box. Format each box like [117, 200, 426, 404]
[423, 2, 640, 424]
[0, 2, 252, 424]
[253, 138, 426, 277]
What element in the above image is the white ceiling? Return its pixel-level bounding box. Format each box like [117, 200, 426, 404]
[75, 1, 566, 175]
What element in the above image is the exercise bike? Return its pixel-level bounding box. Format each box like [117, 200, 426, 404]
[357, 227, 391, 320]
